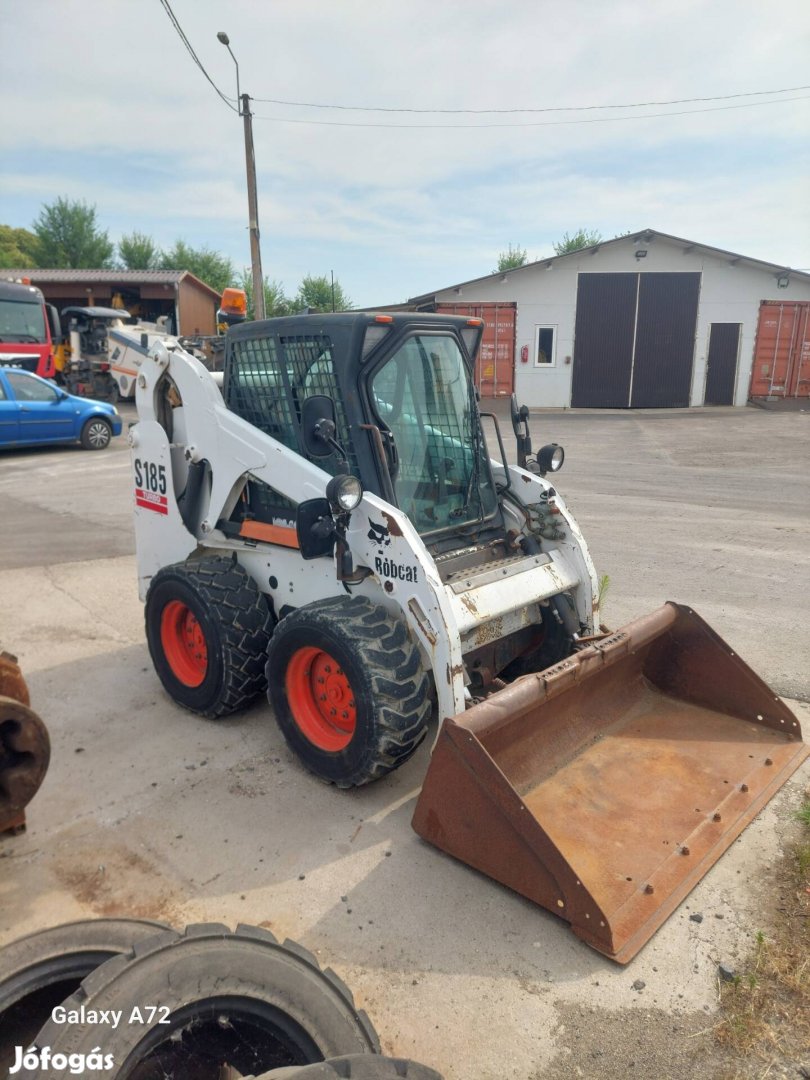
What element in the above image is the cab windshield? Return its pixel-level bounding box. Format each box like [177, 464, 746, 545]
[370, 333, 497, 535]
[0, 299, 47, 344]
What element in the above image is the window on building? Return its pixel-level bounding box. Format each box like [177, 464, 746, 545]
[535, 326, 556, 366]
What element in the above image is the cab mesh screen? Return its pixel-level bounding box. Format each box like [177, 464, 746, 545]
[225, 332, 359, 477]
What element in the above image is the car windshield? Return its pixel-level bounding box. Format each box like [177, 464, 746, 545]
[0, 299, 47, 343]
[370, 333, 497, 535]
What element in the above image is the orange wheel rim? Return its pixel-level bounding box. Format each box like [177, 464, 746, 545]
[160, 600, 208, 687]
[286, 646, 356, 752]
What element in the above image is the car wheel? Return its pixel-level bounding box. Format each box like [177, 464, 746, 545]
[80, 417, 112, 450]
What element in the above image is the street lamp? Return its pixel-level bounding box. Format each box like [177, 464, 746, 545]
[218, 31, 266, 321]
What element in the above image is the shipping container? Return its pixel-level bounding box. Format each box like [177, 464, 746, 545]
[749, 301, 810, 399]
[435, 302, 516, 397]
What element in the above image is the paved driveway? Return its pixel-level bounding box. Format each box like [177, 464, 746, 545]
[1, 403, 808, 1079]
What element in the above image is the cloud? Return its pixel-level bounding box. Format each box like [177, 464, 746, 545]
[1, 0, 808, 304]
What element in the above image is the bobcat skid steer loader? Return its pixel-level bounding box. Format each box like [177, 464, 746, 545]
[129, 312, 807, 962]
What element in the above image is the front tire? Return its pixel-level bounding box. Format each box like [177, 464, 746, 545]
[80, 416, 112, 450]
[145, 557, 274, 718]
[266, 597, 431, 787]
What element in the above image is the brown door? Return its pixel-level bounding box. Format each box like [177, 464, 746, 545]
[630, 273, 700, 408]
[704, 323, 741, 405]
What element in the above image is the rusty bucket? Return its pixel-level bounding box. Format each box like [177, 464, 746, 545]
[412, 603, 808, 963]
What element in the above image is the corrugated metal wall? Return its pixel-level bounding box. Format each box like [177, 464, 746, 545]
[435, 302, 515, 397]
[749, 301, 810, 399]
[571, 272, 700, 408]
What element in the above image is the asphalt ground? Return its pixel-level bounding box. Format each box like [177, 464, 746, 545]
[1, 401, 808, 1079]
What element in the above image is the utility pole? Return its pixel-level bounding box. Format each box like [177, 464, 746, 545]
[241, 93, 266, 320]
[218, 32, 266, 321]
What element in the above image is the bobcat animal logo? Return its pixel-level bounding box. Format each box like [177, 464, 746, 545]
[367, 519, 391, 552]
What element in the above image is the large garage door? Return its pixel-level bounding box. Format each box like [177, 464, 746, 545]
[570, 274, 638, 408]
[571, 272, 701, 408]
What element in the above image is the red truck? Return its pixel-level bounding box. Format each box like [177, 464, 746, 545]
[0, 278, 61, 379]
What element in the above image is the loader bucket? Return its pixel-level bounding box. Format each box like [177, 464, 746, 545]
[412, 603, 808, 963]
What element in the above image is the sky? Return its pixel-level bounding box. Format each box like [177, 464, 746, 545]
[1, 0, 808, 308]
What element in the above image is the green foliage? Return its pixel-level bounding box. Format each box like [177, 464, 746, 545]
[494, 243, 528, 273]
[597, 573, 611, 610]
[160, 240, 235, 294]
[31, 197, 114, 268]
[553, 228, 604, 255]
[0, 224, 39, 268]
[238, 270, 293, 319]
[295, 273, 352, 313]
[118, 231, 162, 270]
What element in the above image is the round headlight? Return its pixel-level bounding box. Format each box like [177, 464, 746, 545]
[536, 443, 564, 474]
[326, 473, 363, 512]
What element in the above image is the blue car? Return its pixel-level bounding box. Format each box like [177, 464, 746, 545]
[0, 367, 122, 450]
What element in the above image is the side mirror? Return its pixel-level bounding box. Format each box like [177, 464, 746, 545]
[511, 394, 532, 468]
[301, 394, 338, 458]
[46, 304, 61, 342]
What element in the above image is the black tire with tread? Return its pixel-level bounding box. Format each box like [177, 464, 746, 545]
[22, 923, 380, 1078]
[254, 1054, 443, 1079]
[80, 416, 112, 450]
[0, 917, 169, 1017]
[0, 918, 168, 1076]
[265, 596, 431, 788]
[145, 556, 274, 718]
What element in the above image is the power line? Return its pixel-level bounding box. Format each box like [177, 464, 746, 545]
[253, 83, 810, 114]
[255, 94, 810, 130]
[158, 0, 238, 113]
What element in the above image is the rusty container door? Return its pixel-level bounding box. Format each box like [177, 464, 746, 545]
[436, 303, 516, 398]
[749, 301, 810, 399]
[413, 603, 808, 963]
[704, 323, 741, 406]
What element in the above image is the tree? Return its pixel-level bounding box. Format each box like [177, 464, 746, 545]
[238, 270, 292, 319]
[553, 229, 603, 255]
[295, 274, 352, 313]
[160, 240, 235, 294]
[118, 231, 162, 270]
[494, 243, 528, 273]
[31, 198, 114, 268]
[0, 225, 39, 268]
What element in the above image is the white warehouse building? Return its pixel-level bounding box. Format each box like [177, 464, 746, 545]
[408, 230, 810, 409]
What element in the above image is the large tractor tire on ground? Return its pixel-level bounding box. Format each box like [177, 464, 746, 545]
[0, 919, 167, 1075]
[145, 556, 274, 718]
[266, 596, 431, 788]
[22, 923, 380, 1080]
[255, 1055, 443, 1078]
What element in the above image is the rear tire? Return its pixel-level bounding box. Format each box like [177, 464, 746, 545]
[80, 416, 112, 450]
[145, 557, 274, 718]
[266, 597, 431, 787]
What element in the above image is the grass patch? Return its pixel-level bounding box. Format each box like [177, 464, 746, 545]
[713, 794, 810, 1074]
